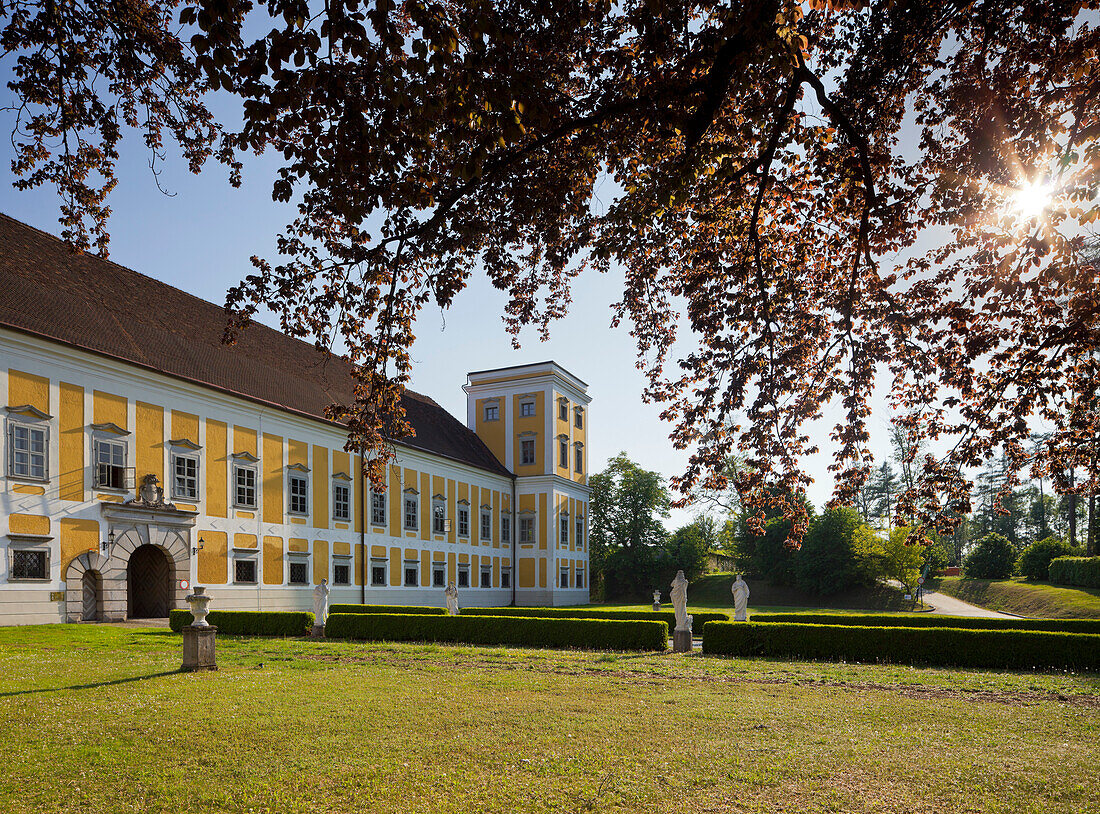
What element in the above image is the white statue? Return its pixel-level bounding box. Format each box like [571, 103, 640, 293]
[731, 574, 750, 621]
[670, 570, 691, 632]
[312, 579, 330, 628]
[444, 582, 460, 615]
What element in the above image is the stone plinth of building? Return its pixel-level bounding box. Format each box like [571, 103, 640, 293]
[672, 627, 693, 653]
[181, 625, 218, 672]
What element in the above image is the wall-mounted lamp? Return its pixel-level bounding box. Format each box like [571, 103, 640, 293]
[191, 536, 205, 556]
[100, 528, 115, 555]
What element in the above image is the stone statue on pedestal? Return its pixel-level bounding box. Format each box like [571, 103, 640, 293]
[731, 574, 750, 621]
[312, 579, 330, 635]
[445, 582, 460, 615]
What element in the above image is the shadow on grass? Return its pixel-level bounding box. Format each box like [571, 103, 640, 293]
[0, 670, 180, 697]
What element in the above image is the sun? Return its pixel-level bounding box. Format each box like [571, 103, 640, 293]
[1011, 180, 1052, 221]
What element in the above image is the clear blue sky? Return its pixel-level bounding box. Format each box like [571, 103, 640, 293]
[0, 87, 901, 529]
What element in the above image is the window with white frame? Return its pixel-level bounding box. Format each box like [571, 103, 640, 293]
[433, 497, 446, 534]
[371, 559, 387, 586]
[575, 407, 584, 429]
[520, 400, 535, 417]
[520, 438, 535, 465]
[574, 443, 584, 473]
[371, 491, 386, 526]
[93, 437, 127, 490]
[171, 452, 199, 501]
[457, 503, 470, 537]
[288, 472, 309, 515]
[484, 403, 499, 422]
[332, 480, 351, 521]
[457, 566, 469, 588]
[234, 558, 257, 584]
[560, 514, 569, 546]
[480, 508, 491, 542]
[433, 564, 445, 587]
[559, 437, 568, 468]
[501, 516, 511, 544]
[404, 491, 419, 530]
[9, 545, 49, 580]
[480, 566, 492, 588]
[233, 464, 257, 508]
[404, 562, 419, 586]
[7, 417, 48, 481]
[289, 561, 309, 585]
[558, 400, 568, 421]
[576, 516, 584, 549]
[333, 562, 350, 585]
[500, 568, 512, 589]
[519, 516, 534, 544]
[560, 568, 569, 588]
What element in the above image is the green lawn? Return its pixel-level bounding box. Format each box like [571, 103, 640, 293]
[933, 577, 1100, 618]
[1, 625, 1098, 813]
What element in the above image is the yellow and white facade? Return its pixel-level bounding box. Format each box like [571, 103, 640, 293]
[465, 362, 591, 607]
[0, 214, 590, 625]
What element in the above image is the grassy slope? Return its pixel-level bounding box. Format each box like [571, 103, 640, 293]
[591, 572, 909, 612]
[0, 625, 1097, 814]
[932, 577, 1100, 619]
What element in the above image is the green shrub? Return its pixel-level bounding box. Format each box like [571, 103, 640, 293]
[328, 604, 446, 615]
[701, 621, 1100, 670]
[963, 533, 1017, 579]
[750, 612, 1100, 634]
[325, 613, 668, 651]
[169, 609, 313, 636]
[1049, 557, 1100, 589]
[1017, 537, 1074, 581]
[460, 606, 728, 628]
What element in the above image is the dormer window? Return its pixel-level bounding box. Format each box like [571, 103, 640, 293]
[6, 405, 51, 481]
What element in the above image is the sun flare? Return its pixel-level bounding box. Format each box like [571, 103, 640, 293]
[1012, 180, 1053, 220]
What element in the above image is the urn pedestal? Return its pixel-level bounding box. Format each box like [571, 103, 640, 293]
[181, 625, 218, 671]
[673, 620, 694, 653]
[652, 602, 661, 612]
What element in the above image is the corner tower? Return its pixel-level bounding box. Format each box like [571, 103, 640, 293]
[465, 362, 591, 606]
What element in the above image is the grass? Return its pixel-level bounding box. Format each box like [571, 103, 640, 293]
[932, 577, 1100, 619]
[1, 625, 1098, 813]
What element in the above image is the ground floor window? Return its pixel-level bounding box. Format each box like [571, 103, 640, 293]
[288, 561, 308, 585]
[500, 569, 511, 589]
[480, 567, 491, 588]
[371, 562, 387, 586]
[10, 547, 48, 580]
[457, 567, 469, 588]
[234, 559, 257, 584]
[333, 563, 350, 585]
[560, 569, 569, 589]
[433, 566, 445, 587]
[576, 568, 585, 589]
[404, 563, 419, 587]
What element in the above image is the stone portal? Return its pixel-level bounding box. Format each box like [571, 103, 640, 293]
[128, 544, 171, 618]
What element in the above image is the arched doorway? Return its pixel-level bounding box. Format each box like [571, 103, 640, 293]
[82, 570, 102, 621]
[127, 544, 171, 618]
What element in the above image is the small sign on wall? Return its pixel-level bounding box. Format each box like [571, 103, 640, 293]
[179, 580, 190, 591]
[49, 591, 65, 602]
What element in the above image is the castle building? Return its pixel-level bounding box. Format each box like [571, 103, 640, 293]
[0, 213, 591, 625]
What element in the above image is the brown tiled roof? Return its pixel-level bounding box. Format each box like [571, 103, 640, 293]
[0, 212, 512, 478]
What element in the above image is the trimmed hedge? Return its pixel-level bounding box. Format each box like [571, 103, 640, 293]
[1049, 557, 1100, 589]
[169, 609, 314, 636]
[328, 604, 447, 616]
[750, 612, 1100, 634]
[461, 606, 729, 628]
[325, 612, 668, 651]
[701, 621, 1100, 671]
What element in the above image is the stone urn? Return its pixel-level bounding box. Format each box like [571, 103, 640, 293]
[186, 586, 212, 627]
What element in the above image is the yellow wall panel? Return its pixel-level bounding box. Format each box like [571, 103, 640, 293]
[388, 467, 401, 537]
[333, 541, 351, 556]
[92, 390, 127, 429]
[289, 537, 308, 552]
[448, 552, 456, 583]
[539, 492, 548, 549]
[8, 369, 49, 413]
[58, 382, 84, 501]
[312, 445, 329, 529]
[135, 402, 164, 482]
[171, 410, 199, 443]
[353, 455, 364, 533]
[539, 557, 547, 588]
[262, 433, 283, 524]
[518, 557, 536, 588]
[493, 556, 500, 587]
[313, 540, 329, 584]
[59, 517, 99, 575]
[371, 544, 387, 558]
[354, 542, 364, 586]
[474, 397, 507, 467]
[205, 420, 227, 518]
[420, 550, 430, 586]
[389, 546, 401, 585]
[263, 535, 283, 584]
[12, 483, 44, 495]
[447, 479, 456, 545]
[288, 438, 307, 467]
[332, 451, 350, 478]
[234, 533, 257, 549]
[233, 425, 257, 456]
[10, 513, 49, 535]
[512, 391, 544, 472]
[198, 530, 228, 584]
[419, 472, 430, 541]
